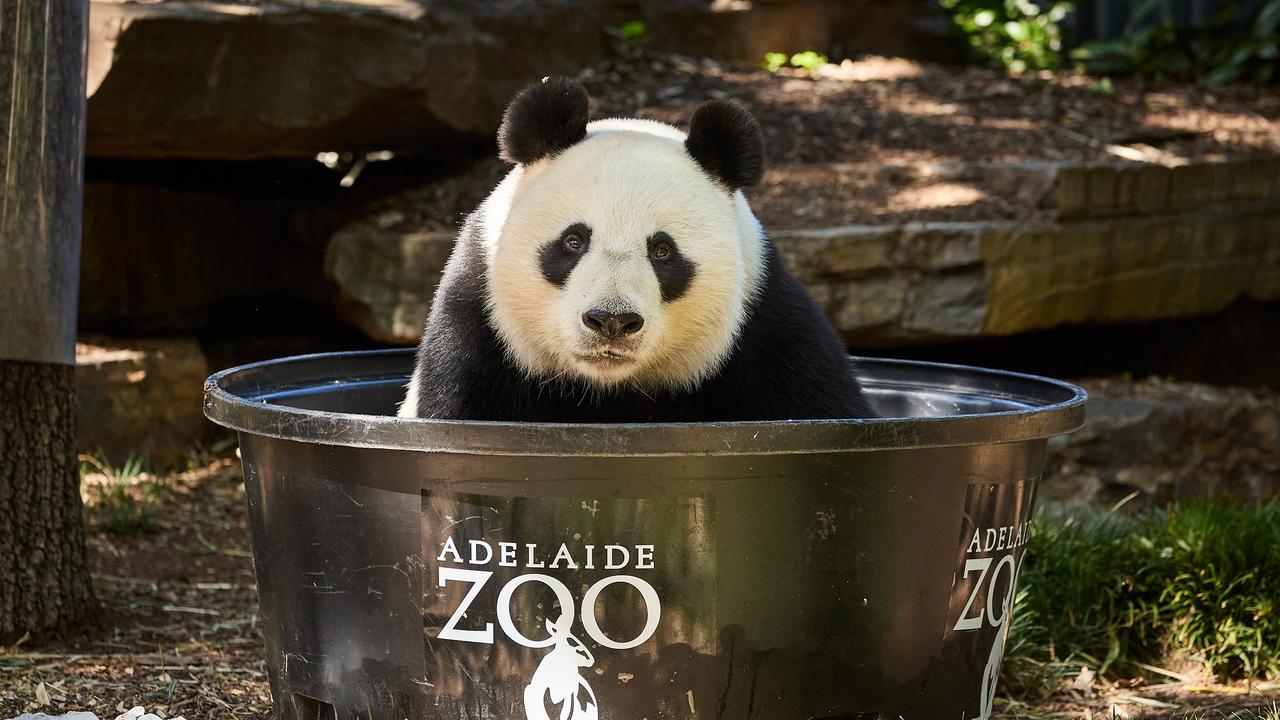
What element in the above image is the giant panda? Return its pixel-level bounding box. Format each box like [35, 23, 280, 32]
[399, 77, 870, 422]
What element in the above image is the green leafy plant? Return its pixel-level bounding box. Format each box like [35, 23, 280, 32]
[1006, 500, 1280, 694]
[940, 0, 1073, 72]
[183, 434, 239, 470]
[80, 452, 164, 535]
[1074, 0, 1280, 84]
[763, 50, 829, 74]
[1088, 76, 1115, 95]
[604, 20, 648, 58]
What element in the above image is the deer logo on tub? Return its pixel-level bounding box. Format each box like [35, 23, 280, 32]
[525, 615, 599, 720]
[976, 593, 1012, 720]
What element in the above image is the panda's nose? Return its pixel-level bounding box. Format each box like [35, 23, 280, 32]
[582, 309, 645, 339]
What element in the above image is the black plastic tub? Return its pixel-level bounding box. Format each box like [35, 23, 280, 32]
[204, 348, 1085, 720]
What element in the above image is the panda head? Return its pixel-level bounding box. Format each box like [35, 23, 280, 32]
[482, 77, 768, 393]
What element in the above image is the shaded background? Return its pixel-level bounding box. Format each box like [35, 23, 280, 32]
[6, 0, 1277, 715]
[73, 0, 1279, 511]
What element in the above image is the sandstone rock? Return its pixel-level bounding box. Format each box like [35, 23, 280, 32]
[87, 0, 615, 159]
[87, 0, 935, 159]
[326, 227, 454, 345]
[1042, 378, 1280, 511]
[326, 200, 1280, 346]
[977, 213, 1280, 335]
[1054, 157, 1280, 220]
[76, 336, 210, 468]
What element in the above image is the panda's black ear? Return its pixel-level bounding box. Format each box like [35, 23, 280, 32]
[684, 100, 765, 190]
[497, 77, 590, 166]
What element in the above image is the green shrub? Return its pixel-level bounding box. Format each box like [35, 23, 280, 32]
[604, 20, 648, 58]
[1008, 500, 1280, 695]
[763, 50, 829, 74]
[940, 0, 1073, 72]
[1074, 0, 1280, 84]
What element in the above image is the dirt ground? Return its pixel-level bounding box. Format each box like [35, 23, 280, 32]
[0, 454, 268, 718]
[581, 54, 1279, 165]
[361, 52, 1280, 235]
[2, 447, 1277, 719]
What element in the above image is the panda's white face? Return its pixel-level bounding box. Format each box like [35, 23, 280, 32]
[483, 119, 766, 393]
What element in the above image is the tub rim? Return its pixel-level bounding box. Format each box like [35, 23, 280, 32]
[204, 348, 1086, 457]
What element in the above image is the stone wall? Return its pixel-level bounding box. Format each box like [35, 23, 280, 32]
[784, 207, 1280, 345]
[326, 157, 1280, 346]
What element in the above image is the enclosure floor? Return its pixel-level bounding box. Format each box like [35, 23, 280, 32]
[356, 52, 1280, 238]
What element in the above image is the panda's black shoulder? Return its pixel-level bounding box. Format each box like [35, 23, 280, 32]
[703, 240, 871, 420]
[409, 211, 532, 420]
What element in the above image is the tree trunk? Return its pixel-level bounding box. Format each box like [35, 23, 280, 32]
[1, 0, 95, 641]
[0, 360, 95, 640]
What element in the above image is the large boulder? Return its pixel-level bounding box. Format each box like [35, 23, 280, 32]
[1042, 378, 1280, 511]
[87, 0, 624, 158]
[327, 225, 453, 345]
[87, 0, 936, 159]
[76, 336, 210, 468]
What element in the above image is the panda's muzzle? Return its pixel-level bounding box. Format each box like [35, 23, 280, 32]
[582, 309, 645, 340]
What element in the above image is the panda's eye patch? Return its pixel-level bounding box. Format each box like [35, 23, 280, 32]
[540, 223, 592, 287]
[557, 224, 590, 254]
[647, 231, 695, 302]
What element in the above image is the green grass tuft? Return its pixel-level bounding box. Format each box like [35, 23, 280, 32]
[1006, 500, 1280, 697]
[80, 452, 165, 535]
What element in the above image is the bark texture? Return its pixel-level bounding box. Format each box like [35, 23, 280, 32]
[0, 359, 95, 641]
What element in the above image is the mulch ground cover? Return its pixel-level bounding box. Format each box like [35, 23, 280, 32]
[1, 455, 270, 718]
[2, 446, 1277, 719]
[358, 52, 1280, 236]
